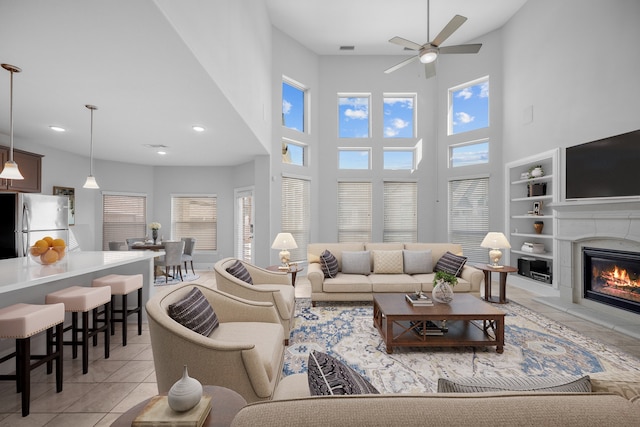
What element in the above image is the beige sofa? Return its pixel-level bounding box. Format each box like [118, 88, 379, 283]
[146, 283, 286, 403]
[231, 373, 640, 426]
[307, 243, 484, 304]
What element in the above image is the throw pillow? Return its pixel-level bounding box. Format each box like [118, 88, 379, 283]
[341, 251, 371, 275]
[307, 350, 379, 395]
[320, 250, 339, 278]
[308, 253, 321, 264]
[403, 250, 433, 274]
[226, 260, 253, 284]
[437, 375, 592, 393]
[373, 250, 404, 274]
[434, 251, 467, 277]
[168, 287, 219, 336]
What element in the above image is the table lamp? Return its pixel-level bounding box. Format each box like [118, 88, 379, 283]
[480, 232, 511, 268]
[271, 233, 298, 266]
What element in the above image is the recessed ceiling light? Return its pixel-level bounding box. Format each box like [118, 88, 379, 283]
[49, 126, 66, 132]
[157, 151, 167, 155]
[192, 125, 205, 132]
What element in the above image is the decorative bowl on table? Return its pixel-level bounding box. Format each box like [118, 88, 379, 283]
[29, 237, 67, 265]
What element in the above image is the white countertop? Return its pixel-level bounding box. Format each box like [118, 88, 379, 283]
[0, 251, 161, 294]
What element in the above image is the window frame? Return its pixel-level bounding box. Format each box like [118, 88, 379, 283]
[282, 138, 306, 166]
[449, 138, 490, 168]
[338, 147, 372, 170]
[281, 175, 311, 262]
[338, 93, 371, 139]
[383, 93, 416, 139]
[337, 181, 372, 242]
[448, 76, 490, 136]
[282, 76, 308, 134]
[383, 147, 416, 170]
[101, 192, 147, 251]
[170, 194, 218, 251]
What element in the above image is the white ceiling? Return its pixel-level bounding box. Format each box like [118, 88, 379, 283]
[0, 0, 527, 167]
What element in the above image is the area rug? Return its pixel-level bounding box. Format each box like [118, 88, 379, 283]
[154, 273, 199, 286]
[284, 298, 640, 393]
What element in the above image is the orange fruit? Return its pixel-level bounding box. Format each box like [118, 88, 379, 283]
[53, 246, 65, 259]
[32, 239, 49, 255]
[43, 236, 54, 247]
[52, 238, 66, 249]
[41, 249, 59, 264]
[29, 246, 42, 256]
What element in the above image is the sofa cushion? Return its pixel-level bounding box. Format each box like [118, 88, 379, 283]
[434, 251, 467, 277]
[308, 350, 379, 395]
[320, 250, 339, 278]
[322, 275, 372, 293]
[226, 260, 253, 284]
[167, 287, 219, 336]
[437, 375, 592, 393]
[341, 251, 371, 275]
[403, 250, 433, 274]
[372, 250, 404, 274]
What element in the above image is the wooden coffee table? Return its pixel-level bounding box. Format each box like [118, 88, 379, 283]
[373, 293, 505, 354]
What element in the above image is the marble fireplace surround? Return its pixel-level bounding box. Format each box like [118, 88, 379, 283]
[537, 199, 640, 340]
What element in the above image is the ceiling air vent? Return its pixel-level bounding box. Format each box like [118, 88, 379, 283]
[339, 46, 355, 51]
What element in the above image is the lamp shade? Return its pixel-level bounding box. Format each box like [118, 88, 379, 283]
[83, 175, 99, 189]
[480, 232, 511, 249]
[271, 233, 298, 250]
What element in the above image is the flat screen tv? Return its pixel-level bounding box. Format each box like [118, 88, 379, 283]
[565, 129, 640, 199]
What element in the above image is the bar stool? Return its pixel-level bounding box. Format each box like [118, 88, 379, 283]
[92, 274, 143, 346]
[45, 286, 111, 374]
[0, 303, 65, 417]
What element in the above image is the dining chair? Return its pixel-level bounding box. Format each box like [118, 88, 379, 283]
[154, 240, 185, 282]
[108, 241, 123, 251]
[181, 237, 196, 275]
[126, 238, 146, 250]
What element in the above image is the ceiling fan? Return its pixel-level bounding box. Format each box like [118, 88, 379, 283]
[384, 0, 482, 79]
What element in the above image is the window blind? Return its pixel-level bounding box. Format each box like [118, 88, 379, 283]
[171, 196, 217, 251]
[383, 181, 417, 242]
[448, 177, 489, 263]
[338, 181, 372, 242]
[102, 194, 146, 250]
[282, 176, 310, 262]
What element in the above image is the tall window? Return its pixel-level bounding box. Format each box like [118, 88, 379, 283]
[383, 181, 417, 242]
[448, 178, 489, 262]
[171, 195, 217, 250]
[338, 95, 370, 138]
[383, 149, 415, 170]
[102, 193, 146, 250]
[337, 182, 372, 242]
[282, 79, 306, 132]
[383, 95, 415, 138]
[282, 139, 305, 166]
[449, 77, 489, 135]
[450, 139, 489, 168]
[281, 176, 310, 262]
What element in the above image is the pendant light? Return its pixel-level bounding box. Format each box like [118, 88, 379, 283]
[83, 104, 99, 189]
[0, 64, 24, 180]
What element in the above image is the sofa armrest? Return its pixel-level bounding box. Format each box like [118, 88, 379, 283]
[459, 264, 483, 292]
[208, 290, 282, 325]
[244, 263, 291, 285]
[307, 262, 325, 293]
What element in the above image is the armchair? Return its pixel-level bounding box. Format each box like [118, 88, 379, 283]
[214, 258, 295, 344]
[145, 283, 286, 403]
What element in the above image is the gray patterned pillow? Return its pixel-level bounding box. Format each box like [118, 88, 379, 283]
[168, 287, 219, 336]
[434, 251, 467, 277]
[226, 260, 253, 284]
[308, 350, 379, 395]
[320, 250, 339, 278]
[437, 375, 592, 393]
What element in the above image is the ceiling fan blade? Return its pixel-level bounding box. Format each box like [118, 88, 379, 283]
[431, 15, 467, 47]
[424, 62, 436, 79]
[439, 44, 482, 54]
[389, 36, 424, 51]
[384, 55, 420, 74]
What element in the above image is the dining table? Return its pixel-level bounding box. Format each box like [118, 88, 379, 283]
[131, 243, 167, 277]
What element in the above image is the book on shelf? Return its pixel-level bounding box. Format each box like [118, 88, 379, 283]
[405, 293, 433, 305]
[132, 395, 212, 427]
[410, 320, 448, 336]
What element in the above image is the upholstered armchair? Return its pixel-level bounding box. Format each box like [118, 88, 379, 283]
[214, 258, 295, 344]
[146, 283, 286, 403]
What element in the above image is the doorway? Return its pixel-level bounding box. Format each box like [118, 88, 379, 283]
[234, 187, 254, 263]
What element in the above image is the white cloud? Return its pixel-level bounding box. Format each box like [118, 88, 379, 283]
[385, 127, 398, 137]
[455, 111, 474, 124]
[392, 118, 408, 129]
[479, 81, 489, 98]
[344, 108, 368, 120]
[282, 99, 292, 115]
[456, 87, 473, 100]
[384, 98, 414, 108]
[339, 97, 369, 108]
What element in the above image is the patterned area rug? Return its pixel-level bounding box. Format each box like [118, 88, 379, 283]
[285, 298, 640, 393]
[154, 273, 199, 286]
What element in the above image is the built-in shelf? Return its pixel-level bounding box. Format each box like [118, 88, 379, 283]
[505, 149, 559, 288]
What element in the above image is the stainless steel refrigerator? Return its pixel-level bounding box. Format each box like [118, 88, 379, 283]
[0, 193, 69, 259]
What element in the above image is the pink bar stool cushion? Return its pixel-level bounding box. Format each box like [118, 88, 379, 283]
[92, 274, 143, 295]
[46, 286, 111, 312]
[0, 303, 65, 339]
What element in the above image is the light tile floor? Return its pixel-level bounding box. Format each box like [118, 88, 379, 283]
[1, 271, 638, 426]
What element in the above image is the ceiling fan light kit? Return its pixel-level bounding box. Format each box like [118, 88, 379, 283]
[419, 47, 438, 63]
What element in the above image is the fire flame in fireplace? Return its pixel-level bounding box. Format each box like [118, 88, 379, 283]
[593, 265, 638, 289]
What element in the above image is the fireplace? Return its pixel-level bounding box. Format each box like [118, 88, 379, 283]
[583, 247, 640, 315]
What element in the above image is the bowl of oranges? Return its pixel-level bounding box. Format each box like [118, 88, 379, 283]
[29, 237, 67, 265]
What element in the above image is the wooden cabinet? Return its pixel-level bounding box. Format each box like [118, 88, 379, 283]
[0, 146, 43, 193]
[505, 149, 559, 289]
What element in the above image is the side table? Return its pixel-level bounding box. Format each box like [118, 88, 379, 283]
[266, 264, 303, 286]
[474, 264, 518, 304]
[111, 385, 246, 427]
